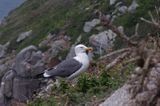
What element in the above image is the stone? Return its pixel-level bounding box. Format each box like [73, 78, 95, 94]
[0, 64, 7, 79]
[1, 70, 16, 98]
[100, 85, 131, 106]
[110, 0, 117, 5]
[0, 82, 5, 106]
[0, 42, 9, 59]
[13, 45, 38, 77]
[13, 45, 46, 78]
[13, 77, 40, 102]
[0, 45, 6, 58]
[50, 39, 70, 58]
[66, 45, 76, 59]
[16, 30, 32, 43]
[128, 0, 139, 13]
[118, 6, 128, 14]
[38, 34, 55, 48]
[83, 19, 100, 32]
[89, 30, 117, 54]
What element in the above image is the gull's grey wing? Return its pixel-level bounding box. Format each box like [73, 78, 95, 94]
[45, 58, 82, 77]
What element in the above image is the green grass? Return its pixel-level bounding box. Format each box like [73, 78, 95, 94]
[0, 0, 111, 52]
[28, 63, 135, 106]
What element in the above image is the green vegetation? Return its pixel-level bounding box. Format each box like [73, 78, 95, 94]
[0, 0, 110, 51]
[113, 0, 158, 49]
[0, 0, 157, 51]
[28, 63, 135, 106]
[0, 0, 158, 105]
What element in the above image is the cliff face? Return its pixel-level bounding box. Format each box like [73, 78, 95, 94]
[0, 0, 159, 105]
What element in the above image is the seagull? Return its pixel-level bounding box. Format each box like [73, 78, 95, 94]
[43, 44, 93, 80]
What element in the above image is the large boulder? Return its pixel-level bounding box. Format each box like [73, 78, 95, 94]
[13, 46, 45, 78]
[16, 30, 32, 43]
[13, 77, 40, 102]
[1, 70, 16, 98]
[89, 30, 117, 54]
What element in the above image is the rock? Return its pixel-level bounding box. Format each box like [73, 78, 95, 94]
[13, 45, 45, 77]
[1, 70, 16, 98]
[0, 82, 5, 106]
[37, 80, 54, 98]
[13, 45, 37, 77]
[89, 30, 117, 54]
[46, 57, 61, 68]
[38, 34, 55, 48]
[83, 19, 100, 33]
[0, 42, 8, 58]
[110, 0, 117, 5]
[100, 84, 131, 106]
[0, 41, 10, 58]
[39, 30, 70, 48]
[117, 26, 124, 33]
[13, 77, 40, 102]
[128, 0, 139, 13]
[49, 39, 70, 59]
[66, 45, 76, 59]
[0, 64, 7, 79]
[16, 30, 32, 43]
[118, 6, 128, 14]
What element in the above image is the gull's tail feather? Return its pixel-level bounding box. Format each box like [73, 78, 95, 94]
[43, 67, 54, 77]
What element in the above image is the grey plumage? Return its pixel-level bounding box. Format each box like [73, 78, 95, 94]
[45, 58, 82, 78]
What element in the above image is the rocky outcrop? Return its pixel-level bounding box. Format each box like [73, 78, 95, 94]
[13, 45, 46, 78]
[13, 78, 40, 102]
[16, 30, 32, 43]
[0, 45, 46, 105]
[39, 32, 70, 68]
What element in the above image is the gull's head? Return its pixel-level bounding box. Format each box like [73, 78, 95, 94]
[75, 44, 93, 55]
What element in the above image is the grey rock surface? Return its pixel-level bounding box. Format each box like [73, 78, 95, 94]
[1, 70, 15, 98]
[89, 30, 116, 54]
[128, 0, 139, 13]
[110, 0, 117, 5]
[83, 19, 100, 33]
[16, 30, 32, 43]
[66, 45, 76, 59]
[100, 84, 131, 106]
[0, 64, 7, 79]
[13, 77, 40, 102]
[0, 45, 6, 58]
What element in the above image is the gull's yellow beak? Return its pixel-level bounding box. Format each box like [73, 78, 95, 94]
[86, 47, 93, 53]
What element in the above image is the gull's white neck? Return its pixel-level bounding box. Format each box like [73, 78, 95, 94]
[73, 53, 89, 65]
